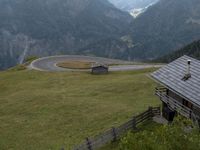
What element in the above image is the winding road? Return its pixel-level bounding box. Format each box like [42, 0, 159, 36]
[29, 55, 163, 72]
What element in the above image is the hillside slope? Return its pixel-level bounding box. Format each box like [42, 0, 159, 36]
[0, 69, 159, 150]
[128, 0, 200, 59]
[0, 0, 132, 70]
[155, 40, 200, 63]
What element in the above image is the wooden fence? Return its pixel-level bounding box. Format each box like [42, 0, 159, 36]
[73, 106, 161, 150]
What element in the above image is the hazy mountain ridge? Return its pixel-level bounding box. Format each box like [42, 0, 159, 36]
[0, 0, 132, 69]
[1, 0, 200, 69]
[108, 0, 159, 17]
[108, 0, 158, 11]
[128, 0, 200, 60]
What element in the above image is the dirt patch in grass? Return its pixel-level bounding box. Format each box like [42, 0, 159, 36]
[57, 61, 94, 69]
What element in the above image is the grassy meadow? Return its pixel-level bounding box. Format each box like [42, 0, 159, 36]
[0, 68, 160, 150]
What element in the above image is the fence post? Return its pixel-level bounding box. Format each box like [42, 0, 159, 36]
[149, 107, 153, 118]
[112, 127, 117, 142]
[158, 106, 161, 116]
[132, 117, 137, 130]
[86, 137, 92, 150]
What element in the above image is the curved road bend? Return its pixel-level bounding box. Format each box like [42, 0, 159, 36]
[29, 55, 163, 72]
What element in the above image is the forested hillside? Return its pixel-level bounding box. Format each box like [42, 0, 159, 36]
[0, 0, 132, 70]
[2, 0, 200, 69]
[155, 40, 200, 63]
[128, 0, 200, 59]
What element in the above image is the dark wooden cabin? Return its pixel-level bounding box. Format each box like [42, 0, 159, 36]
[151, 55, 200, 122]
[91, 64, 108, 74]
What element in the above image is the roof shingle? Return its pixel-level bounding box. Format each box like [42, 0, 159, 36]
[151, 55, 200, 106]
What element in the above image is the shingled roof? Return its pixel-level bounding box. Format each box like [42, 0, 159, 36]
[151, 55, 200, 106]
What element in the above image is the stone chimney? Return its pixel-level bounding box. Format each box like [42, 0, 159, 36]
[182, 59, 191, 81]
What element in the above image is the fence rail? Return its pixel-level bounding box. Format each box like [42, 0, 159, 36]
[73, 106, 161, 150]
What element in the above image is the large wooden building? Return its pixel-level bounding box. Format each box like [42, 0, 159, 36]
[151, 55, 200, 122]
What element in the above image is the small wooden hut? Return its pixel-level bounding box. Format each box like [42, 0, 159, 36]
[151, 55, 200, 122]
[91, 63, 108, 74]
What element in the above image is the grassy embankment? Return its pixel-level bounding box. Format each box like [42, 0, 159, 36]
[0, 68, 160, 150]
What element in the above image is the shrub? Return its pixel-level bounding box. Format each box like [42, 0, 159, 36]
[120, 116, 200, 150]
[24, 56, 38, 64]
[9, 64, 27, 71]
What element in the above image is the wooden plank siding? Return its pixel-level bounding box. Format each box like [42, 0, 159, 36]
[155, 87, 199, 119]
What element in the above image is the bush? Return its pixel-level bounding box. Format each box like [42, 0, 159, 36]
[9, 64, 27, 71]
[24, 56, 38, 64]
[120, 116, 200, 150]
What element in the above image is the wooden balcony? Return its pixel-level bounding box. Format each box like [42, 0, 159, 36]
[155, 87, 194, 119]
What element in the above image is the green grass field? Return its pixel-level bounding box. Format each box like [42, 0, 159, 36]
[0, 68, 160, 150]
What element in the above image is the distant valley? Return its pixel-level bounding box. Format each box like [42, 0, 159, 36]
[109, 0, 159, 17]
[0, 0, 132, 70]
[1, 0, 200, 70]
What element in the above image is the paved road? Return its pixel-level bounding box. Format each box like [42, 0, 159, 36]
[29, 55, 163, 72]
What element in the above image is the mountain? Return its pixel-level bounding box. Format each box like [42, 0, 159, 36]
[155, 40, 200, 63]
[128, 0, 200, 60]
[0, 0, 132, 70]
[108, 0, 159, 17]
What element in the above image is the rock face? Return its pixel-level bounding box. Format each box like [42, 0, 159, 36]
[0, 0, 132, 69]
[128, 0, 200, 60]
